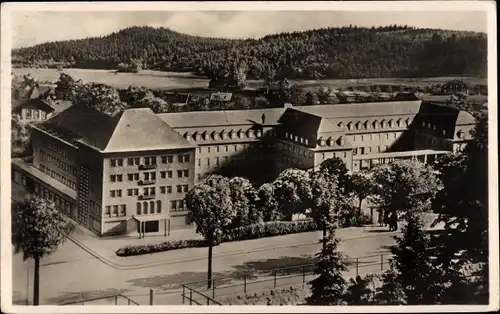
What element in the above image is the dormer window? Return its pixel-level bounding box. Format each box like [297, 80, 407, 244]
[229, 130, 235, 139]
[405, 118, 411, 127]
[194, 132, 201, 141]
[457, 130, 464, 139]
[347, 122, 353, 131]
[363, 121, 369, 129]
[256, 129, 262, 137]
[220, 130, 227, 140]
[211, 131, 218, 141]
[388, 119, 393, 128]
[337, 136, 345, 146]
[237, 129, 244, 139]
[396, 119, 402, 127]
[318, 138, 325, 146]
[372, 120, 379, 129]
[381, 120, 386, 128]
[338, 122, 344, 129]
[355, 122, 361, 130]
[248, 129, 255, 138]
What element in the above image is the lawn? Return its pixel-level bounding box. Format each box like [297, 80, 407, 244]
[14, 68, 487, 93]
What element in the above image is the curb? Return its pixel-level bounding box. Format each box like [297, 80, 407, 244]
[68, 229, 400, 271]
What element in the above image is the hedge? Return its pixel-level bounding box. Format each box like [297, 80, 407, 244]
[116, 220, 320, 257]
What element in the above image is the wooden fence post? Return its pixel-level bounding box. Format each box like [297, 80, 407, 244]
[244, 272, 247, 293]
[189, 289, 193, 305]
[273, 270, 277, 288]
[356, 258, 359, 276]
[381, 254, 384, 271]
[114, 295, 118, 305]
[149, 289, 154, 305]
[212, 279, 216, 299]
[182, 285, 185, 304]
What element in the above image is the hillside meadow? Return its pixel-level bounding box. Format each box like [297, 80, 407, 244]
[12, 68, 487, 94]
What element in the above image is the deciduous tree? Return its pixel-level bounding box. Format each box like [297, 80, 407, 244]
[12, 196, 74, 305]
[73, 83, 129, 116]
[371, 160, 440, 230]
[349, 170, 374, 223]
[185, 175, 235, 288]
[273, 168, 312, 221]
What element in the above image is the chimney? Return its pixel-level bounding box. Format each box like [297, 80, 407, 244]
[261, 113, 266, 125]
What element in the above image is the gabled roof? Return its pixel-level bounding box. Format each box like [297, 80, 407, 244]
[12, 98, 55, 113]
[104, 108, 193, 152]
[37, 106, 193, 153]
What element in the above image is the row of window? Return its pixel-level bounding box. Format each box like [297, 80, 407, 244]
[171, 199, 186, 212]
[136, 201, 163, 215]
[109, 154, 190, 167]
[185, 128, 267, 142]
[33, 184, 75, 215]
[277, 142, 315, 159]
[352, 146, 390, 155]
[44, 137, 75, 162]
[351, 132, 402, 142]
[23, 108, 46, 120]
[284, 132, 310, 146]
[117, 185, 190, 198]
[110, 170, 190, 183]
[420, 120, 447, 136]
[40, 150, 78, 176]
[341, 118, 412, 131]
[104, 204, 127, 217]
[39, 164, 77, 190]
[197, 143, 256, 155]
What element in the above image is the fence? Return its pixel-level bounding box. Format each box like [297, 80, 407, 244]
[61, 294, 141, 306]
[180, 253, 392, 305]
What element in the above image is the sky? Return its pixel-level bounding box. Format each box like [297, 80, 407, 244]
[11, 10, 488, 49]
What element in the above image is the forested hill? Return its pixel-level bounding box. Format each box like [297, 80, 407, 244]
[12, 25, 487, 79]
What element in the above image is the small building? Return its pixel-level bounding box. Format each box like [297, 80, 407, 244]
[12, 85, 72, 123]
[209, 92, 233, 103]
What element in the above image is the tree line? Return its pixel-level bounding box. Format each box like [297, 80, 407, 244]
[12, 25, 487, 80]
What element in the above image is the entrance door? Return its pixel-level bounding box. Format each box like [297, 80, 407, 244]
[144, 220, 159, 233]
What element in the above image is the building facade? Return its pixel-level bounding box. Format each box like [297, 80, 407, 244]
[12, 100, 476, 238]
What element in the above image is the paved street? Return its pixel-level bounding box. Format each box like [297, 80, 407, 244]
[12, 228, 398, 305]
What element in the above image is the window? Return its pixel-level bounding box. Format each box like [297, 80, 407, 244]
[150, 201, 155, 213]
[127, 189, 133, 196]
[105, 206, 111, 215]
[144, 172, 150, 180]
[160, 171, 166, 179]
[177, 185, 182, 193]
[171, 200, 177, 210]
[117, 190, 122, 197]
[120, 205, 126, 216]
[143, 187, 149, 196]
[161, 156, 167, 163]
[143, 202, 149, 214]
[128, 174, 134, 181]
[183, 185, 189, 193]
[112, 205, 118, 215]
[117, 174, 123, 182]
[166, 186, 172, 194]
[184, 154, 190, 162]
[110, 190, 116, 197]
[127, 158, 134, 165]
[150, 187, 155, 195]
[110, 159, 117, 167]
[177, 170, 183, 178]
[215, 157, 220, 166]
[156, 200, 162, 213]
[117, 159, 123, 166]
[110, 175, 116, 182]
[206, 158, 210, 167]
[136, 203, 142, 215]
[160, 186, 166, 194]
[359, 147, 365, 155]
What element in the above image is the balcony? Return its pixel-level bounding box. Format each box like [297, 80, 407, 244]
[139, 164, 157, 170]
[138, 194, 156, 201]
[138, 180, 156, 186]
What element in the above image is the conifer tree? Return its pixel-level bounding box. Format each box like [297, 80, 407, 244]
[306, 226, 347, 305]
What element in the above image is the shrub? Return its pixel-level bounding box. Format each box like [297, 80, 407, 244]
[115, 220, 320, 257]
[115, 239, 206, 257]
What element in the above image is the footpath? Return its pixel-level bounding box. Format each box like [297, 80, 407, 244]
[68, 222, 403, 271]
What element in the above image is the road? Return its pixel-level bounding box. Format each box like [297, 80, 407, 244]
[11, 230, 396, 305]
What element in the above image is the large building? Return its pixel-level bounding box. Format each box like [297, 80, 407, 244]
[11, 100, 476, 238]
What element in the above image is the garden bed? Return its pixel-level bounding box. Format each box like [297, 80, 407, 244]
[115, 220, 320, 257]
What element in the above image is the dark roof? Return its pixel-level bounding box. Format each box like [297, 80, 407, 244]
[163, 92, 190, 104]
[37, 106, 193, 152]
[12, 98, 55, 113]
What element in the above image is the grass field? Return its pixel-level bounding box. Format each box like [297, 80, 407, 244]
[13, 68, 487, 92]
